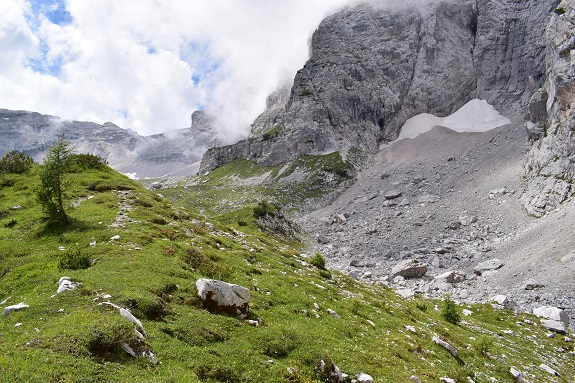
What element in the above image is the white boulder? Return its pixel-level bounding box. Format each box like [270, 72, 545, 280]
[196, 278, 250, 316]
[2, 302, 29, 316]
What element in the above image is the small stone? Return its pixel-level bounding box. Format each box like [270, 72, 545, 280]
[109, 235, 121, 241]
[410, 376, 422, 383]
[539, 364, 559, 376]
[14, 323, 22, 328]
[384, 190, 403, 200]
[356, 373, 374, 383]
[327, 308, 341, 319]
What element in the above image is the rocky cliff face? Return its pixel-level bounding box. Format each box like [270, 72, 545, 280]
[200, 0, 554, 173]
[522, 0, 575, 216]
[0, 109, 221, 178]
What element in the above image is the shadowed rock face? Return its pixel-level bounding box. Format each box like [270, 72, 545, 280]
[200, 0, 554, 173]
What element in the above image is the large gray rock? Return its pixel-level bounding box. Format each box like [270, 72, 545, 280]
[196, 278, 250, 316]
[473, 259, 504, 275]
[533, 306, 570, 326]
[391, 259, 428, 279]
[200, 0, 554, 173]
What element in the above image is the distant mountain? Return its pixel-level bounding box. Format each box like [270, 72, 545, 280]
[0, 109, 222, 179]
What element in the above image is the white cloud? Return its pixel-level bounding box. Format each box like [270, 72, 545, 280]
[0, 0, 354, 139]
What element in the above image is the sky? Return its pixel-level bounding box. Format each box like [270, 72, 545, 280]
[0, 0, 356, 140]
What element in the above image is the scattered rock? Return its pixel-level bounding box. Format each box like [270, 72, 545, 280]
[509, 367, 522, 382]
[540, 320, 567, 334]
[356, 373, 374, 383]
[196, 278, 250, 316]
[417, 194, 440, 204]
[533, 306, 570, 326]
[317, 359, 344, 383]
[391, 259, 428, 279]
[491, 295, 517, 310]
[55, 277, 80, 295]
[523, 281, 545, 290]
[435, 270, 465, 284]
[539, 364, 559, 376]
[473, 259, 504, 275]
[383, 190, 402, 200]
[327, 309, 341, 320]
[318, 235, 331, 244]
[109, 235, 121, 241]
[410, 376, 422, 383]
[433, 335, 460, 361]
[151, 182, 162, 190]
[2, 302, 29, 316]
[447, 221, 461, 230]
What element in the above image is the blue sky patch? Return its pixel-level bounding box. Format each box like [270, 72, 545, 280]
[29, 0, 73, 26]
[181, 41, 222, 87]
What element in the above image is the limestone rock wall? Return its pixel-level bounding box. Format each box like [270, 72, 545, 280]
[523, 0, 575, 216]
[200, 0, 555, 173]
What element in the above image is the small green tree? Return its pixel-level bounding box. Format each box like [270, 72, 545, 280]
[440, 295, 461, 325]
[37, 134, 74, 223]
[0, 150, 34, 174]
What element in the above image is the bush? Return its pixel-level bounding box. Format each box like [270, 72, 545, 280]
[86, 320, 137, 358]
[0, 151, 34, 174]
[309, 253, 326, 269]
[69, 153, 108, 171]
[253, 200, 277, 218]
[473, 336, 494, 356]
[59, 249, 91, 270]
[440, 295, 461, 325]
[319, 269, 332, 279]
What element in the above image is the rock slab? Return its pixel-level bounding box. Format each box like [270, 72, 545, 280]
[196, 278, 250, 316]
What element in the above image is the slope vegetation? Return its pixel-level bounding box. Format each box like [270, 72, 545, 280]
[0, 164, 573, 382]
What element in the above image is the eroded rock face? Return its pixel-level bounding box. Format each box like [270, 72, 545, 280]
[200, 0, 554, 173]
[196, 279, 250, 316]
[523, 0, 575, 216]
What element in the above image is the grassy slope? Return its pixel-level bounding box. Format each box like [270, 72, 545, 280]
[0, 165, 573, 383]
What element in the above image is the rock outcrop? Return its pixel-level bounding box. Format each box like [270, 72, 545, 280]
[523, 0, 575, 216]
[200, 0, 554, 173]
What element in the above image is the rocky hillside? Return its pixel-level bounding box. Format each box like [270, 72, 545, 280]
[190, 0, 575, 333]
[200, 0, 553, 172]
[2, 152, 574, 382]
[0, 109, 221, 179]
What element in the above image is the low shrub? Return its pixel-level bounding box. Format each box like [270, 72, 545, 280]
[474, 336, 494, 356]
[0, 151, 34, 174]
[253, 200, 277, 218]
[69, 153, 108, 171]
[441, 295, 461, 325]
[58, 249, 91, 270]
[309, 253, 326, 269]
